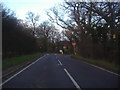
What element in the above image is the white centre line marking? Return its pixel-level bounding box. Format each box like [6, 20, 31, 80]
[0, 55, 46, 86]
[58, 60, 62, 66]
[64, 68, 81, 90]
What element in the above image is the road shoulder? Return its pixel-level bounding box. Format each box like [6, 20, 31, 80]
[2, 55, 44, 82]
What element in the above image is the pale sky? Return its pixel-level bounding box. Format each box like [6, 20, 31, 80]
[2, 0, 63, 21]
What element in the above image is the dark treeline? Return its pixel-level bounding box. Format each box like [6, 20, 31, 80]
[2, 5, 62, 58]
[47, 1, 120, 64]
[2, 8, 39, 58]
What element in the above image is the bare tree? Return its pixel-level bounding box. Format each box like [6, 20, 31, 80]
[26, 11, 40, 36]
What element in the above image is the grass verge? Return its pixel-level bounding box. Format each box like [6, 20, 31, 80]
[3, 53, 44, 70]
[71, 55, 120, 75]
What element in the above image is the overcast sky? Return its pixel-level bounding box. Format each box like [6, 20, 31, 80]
[2, 0, 63, 21]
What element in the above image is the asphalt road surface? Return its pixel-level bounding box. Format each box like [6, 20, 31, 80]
[2, 54, 119, 88]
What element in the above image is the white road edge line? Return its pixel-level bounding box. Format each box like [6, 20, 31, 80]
[83, 62, 120, 76]
[58, 60, 62, 66]
[0, 55, 46, 86]
[64, 68, 81, 90]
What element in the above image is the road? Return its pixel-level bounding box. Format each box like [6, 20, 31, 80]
[2, 54, 119, 88]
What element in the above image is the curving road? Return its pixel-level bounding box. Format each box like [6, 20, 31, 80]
[2, 54, 119, 89]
